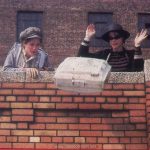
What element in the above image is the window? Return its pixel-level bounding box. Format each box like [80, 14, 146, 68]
[88, 12, 113, 47]
[17, 11, 43, 41]
[138, 13, 150, 48]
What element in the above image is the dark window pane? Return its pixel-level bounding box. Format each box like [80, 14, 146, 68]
[88, 12, 113, 47]
[138, 13, 150, 48]
[17, 11, 43, 41]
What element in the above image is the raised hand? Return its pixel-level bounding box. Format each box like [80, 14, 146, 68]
[84, 24, 96, 41]
[134, 29, 148, 47]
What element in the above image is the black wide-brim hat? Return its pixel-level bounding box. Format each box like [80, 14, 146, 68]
[101, 23, 130, 42]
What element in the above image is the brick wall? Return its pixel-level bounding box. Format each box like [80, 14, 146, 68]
[0, 60, 150, 149]
[1, 0, 150, 68]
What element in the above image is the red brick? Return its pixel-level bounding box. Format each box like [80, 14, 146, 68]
[130, 117, 146, 123]
[35, 117, 56, 123]
[113, 84, 134, 90]
[0, 90, 12, 95]
[102, 90, 123, 96]
[102, 118, 123, 124]
[79, 103, 100, 109]
[12, 109, 33, 115]
[57, 90, 79, 96]
[81, 143, 102, 149]
[29, 96, 39, 102]
[103, 131, 124, 137]
[118, 97, 128, 103]
[63, 137, 74, 143]
[124, 104, 145, 110]
[113, 125, 135, 130]
[69, 124, 90, 130]
[17, 123, 28, 129]
[47, 83, 57, 89]
[74, 97, 84, 102]
[62, 96, 73, 102]
[58, 130, 79, 136]
[84, 97, 95, 102]
[128, 97, 139, 103]
[98, 137, 108, 143]
[0, 130, 10, 135]
[96, 97, 106, 103]
[2, 83, 24, 88]
[11, 130, 33, 136]
[30, 123, 45, 129]
[35, 90, 55, 95]
[135, 84, 145, 90]
[120, 137, 130, 143]
[86, 137, 97, 143]
[0, 102, 10, 108]
[0, 116, 11, 122]
[41, 136, 51, 142]
[36, 143, 57, 149]
[0, 123, 16, 129]
[0, 136, 6, 142]
[12, 116, 33, 122]
[104, 84, 113, 90]
[18, 136, 29, 142]
[80, 118, 101, 123]
[112, 111, 129, 117]
[51, 96, 61, 102]
[109, 137, 119, 143]
[136, 107, 146, 113]
[34, 130, 56, 136]
[58, 144, 80, 149]
[6, 96, 16, 101]
[125, 131, 146, 137]
[103, 144, 125, 149]
[75, 137, 85, 143]
[123, 91, 145, 96]
[33, 103, 55, 109]
[91, 124, 112, 130]
[107, 97, 117, 103]
[126, 144, 147, 149]
[80, 131, 102, 137]
[0, 96, 5, 101]
[7, 136, 17, 142]
[101, 104, 123, 110]
[46, 124, 67, 130]
[131, 137, 141, 143]
[25, 83, 46, 88]
[17, 96, 28, 101]
[0, 143, 11, 148]
[57, 117, 78, 123]
[13, 143, 34, 148]
[39, 96, 50, 102]
[11, 102, 32, 108]
[52, 137, 63, 143]
[13, 89, 34, 95]
[136, 124, 146, 130]
[56, 103, 78, 109]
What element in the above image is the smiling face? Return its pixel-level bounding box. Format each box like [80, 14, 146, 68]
[23, 38, 41, 58]
[108, 32, 124, 51]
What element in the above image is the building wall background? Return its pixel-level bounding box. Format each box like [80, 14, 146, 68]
[1, 0, 150, 68]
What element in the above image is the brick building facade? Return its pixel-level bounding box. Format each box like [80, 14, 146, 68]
[1, 0, 150, 68]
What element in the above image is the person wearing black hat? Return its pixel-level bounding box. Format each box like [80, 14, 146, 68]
[3, 27, 52, 78]
[78, 23, 147, 72]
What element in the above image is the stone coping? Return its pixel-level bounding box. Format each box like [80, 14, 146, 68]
[0, 59, 150, 83]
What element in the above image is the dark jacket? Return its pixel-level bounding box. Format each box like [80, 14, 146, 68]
[78, 44, 144, 72]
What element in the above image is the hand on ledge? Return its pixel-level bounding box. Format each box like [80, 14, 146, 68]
[24, 68, 39, 79]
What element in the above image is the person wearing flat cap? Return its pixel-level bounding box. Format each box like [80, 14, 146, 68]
[3, 27, 52, 78]
[78, 23, 147, 72]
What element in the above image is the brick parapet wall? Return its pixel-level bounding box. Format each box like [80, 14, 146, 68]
[0, 60, 150, 149]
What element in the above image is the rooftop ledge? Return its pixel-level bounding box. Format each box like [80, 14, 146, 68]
[0, 59, 150, 83]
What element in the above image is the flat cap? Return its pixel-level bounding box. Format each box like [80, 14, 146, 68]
[19, 27, 42, 42]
